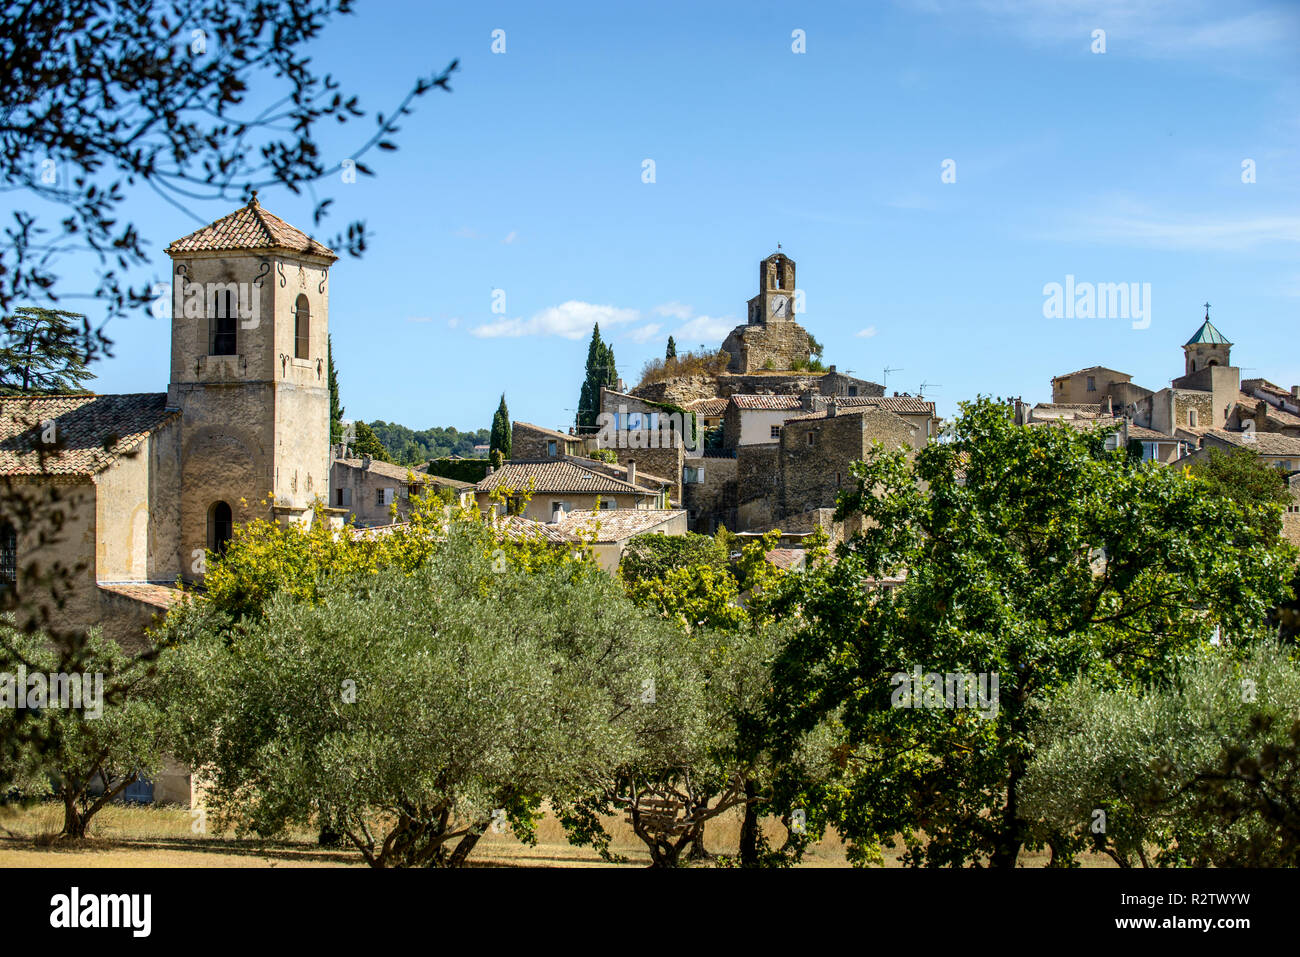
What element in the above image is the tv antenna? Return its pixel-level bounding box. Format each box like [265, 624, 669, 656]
[918, 381, 942, 396]
[883, 366, 903, 390]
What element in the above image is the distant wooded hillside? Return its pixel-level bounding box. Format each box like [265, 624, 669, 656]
[367, 421, 490, 465]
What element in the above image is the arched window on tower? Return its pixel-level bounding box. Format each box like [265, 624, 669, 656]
[208, 501, 233, 556]
[210, 290, 237, 355]
[295, 294, 310, 359]
[0, 521, 16, 589]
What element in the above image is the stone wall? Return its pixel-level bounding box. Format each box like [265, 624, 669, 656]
[614, 447, 683, 506]
[721, 319, 813, 373]
[778, 408, 918, 521]
[512, 422, 583, 460]
[682, 453, 737, 532]
[735, 444, 780, 531]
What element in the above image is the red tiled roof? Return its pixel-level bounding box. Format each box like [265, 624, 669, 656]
[1203, 429, 1300, 456]
[729, 394, 804, 411]
[476, 460, 658, 495]
[166, 194, 337, 260]
[0, 394, 179, 476]
[683, 397, 729, 416]
[97, 582, 190, 610]
[764, 547, 806, 571]
[833, 396, 936, 415]
[557, 508, 685, 543]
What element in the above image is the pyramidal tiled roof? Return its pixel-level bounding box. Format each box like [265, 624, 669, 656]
[0, 393, 179, 475]
[166, 193, 337, 260]
[1185, 318, 1230, 346]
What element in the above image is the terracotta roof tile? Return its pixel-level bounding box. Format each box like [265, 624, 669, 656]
[833, 396, 936, 415]
[556, 508, 685, 543]
[166, 194, 337, 260]
[0, 393, 179, 476]
[729, 394, 804, 411]
[683, 397, 729, 416]
[476, 460, 657, 495]
[1203, 429, 1300, 456]
[97, 582, 190, 610]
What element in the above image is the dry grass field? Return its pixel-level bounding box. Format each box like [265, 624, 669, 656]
[0, 802, 1118, 868]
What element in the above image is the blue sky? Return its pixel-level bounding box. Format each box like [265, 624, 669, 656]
[30, 0, 1300, 429]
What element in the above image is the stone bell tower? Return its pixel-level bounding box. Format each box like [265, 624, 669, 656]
[164, 193, 337, 577]
[721, 250, 813, 373]
[1183, 305, 1232, 375]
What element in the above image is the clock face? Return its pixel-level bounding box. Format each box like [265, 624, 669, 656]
[770, 295, 788, 318]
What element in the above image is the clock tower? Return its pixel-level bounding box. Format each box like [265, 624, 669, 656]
[746, 251, 796, 325]
[722, 250, 813, 373]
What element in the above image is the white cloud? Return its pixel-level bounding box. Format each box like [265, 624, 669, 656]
[627, 323, 663, 343]
[470, 301, 641, 340]
[447, 317, 461, 328]
[856, 325, 878, 337]
[652, 301, 694, 320]
[896, 0, 1299, 59]
[502, 231, 519, 245]
[674, 314, 737, 346]
[454, 226, 483, 239]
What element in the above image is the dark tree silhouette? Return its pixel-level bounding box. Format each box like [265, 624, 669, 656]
[0, 0, 457, 322]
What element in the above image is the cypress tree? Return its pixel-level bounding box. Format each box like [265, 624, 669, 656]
[577, 324, 618, 434]
[490, 393, 511, 460]
[328, 335, 345, 445]
[666, 335, 677, 360]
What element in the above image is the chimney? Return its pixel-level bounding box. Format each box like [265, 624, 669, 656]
[1105, 394, 1113, 415]
[550, 504, 564, 524]
[362, 454, 372, 470]
[1292, 385, 1299, 399]
[828, 364, 837, 373]
[626, 459, 636, 487]
[617, 378, 625, 393]
[800, 392, 816, 412]
[828, 396, 839, 417]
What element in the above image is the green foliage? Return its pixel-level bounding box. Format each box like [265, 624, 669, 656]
[489, 393, 511, 460]
[201, 492, 589, 625]
[577, 323, 617, 433]
[0, 624, 168, 838]
[790, 356, 827, 373]
[328, 334, 344, 446]
[366, 420, 490, 465]
[619, 532, 728, 587]
[164, 525, 663, 867]
[351, 421, 390, 462]
[766, 396, 1297, 867]
[1023, 641, 1300, 867]
[1187, 446, 1290, 543]
[0, 307, 96, 394]
[425, 457, 490, 483]
[637, 348, 730, 388]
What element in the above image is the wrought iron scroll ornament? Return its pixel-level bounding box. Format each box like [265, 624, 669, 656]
[319, 266, 329, 294]
[276, 262, 286, 287]
[253, 260, 271, 288]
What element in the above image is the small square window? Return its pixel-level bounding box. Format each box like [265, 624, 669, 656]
[770, 425, 781, 439]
